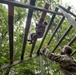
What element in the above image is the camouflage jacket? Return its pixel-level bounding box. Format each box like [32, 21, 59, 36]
[43, 48, 76, 75]
[35, 26, 45, 38]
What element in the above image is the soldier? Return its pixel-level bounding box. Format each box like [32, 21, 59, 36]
[41, 45, 76, 75]
[28, 21, 47, 44]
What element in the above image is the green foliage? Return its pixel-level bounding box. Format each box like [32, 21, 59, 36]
[0, 4, 8, 35]
[0, 0, 76, 75]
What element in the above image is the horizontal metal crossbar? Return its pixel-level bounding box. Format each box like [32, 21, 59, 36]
[0, 54, 37, 70]
[0, 0, 63, 15]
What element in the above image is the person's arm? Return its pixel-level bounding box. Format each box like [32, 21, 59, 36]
[42, 48, 71, 64]
[41, 47, 76, 70]
[36, 28, 43, 32]
[43, 48, 64, 63]
[36, 26, 45, 33]
[36, 23, 42, 26]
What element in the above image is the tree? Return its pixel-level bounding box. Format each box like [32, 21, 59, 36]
[1, 0, 76, 75]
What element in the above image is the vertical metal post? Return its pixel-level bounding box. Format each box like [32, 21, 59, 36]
[40, 54, 44, 75]
[21, 0, 36, 60]
[8, 4, 14, 64]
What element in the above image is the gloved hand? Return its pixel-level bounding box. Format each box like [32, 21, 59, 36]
[40, 48, 46, 54]
[41, 48, 51, 57]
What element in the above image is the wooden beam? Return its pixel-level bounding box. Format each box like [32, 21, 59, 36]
[30, 3, 50, 57]
[8, 4, 14, 64]
[0, 0, 63, 15]
[21, 0, 36, 60]
[39, 3, 50, 23]
[0, 54, 37, 70]
[37, 7, 59, 55]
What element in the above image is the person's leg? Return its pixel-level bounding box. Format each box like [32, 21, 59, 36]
[27, 33, 35, 44]
[31, 34, 38, 43]
[37, 33, 43, 38]
[27, 33, 38, 44]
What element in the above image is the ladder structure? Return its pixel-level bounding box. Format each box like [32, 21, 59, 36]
[0, 0, 76, 74]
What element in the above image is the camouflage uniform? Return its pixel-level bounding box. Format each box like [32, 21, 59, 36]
[35, 23, 45, 38]
[28, 22, 46, 44]
[31, 23, 46, 39]
[43, 48, 76, 75]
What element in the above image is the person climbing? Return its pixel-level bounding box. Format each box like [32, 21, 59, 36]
[28, 21, 47, 44]
[40, 45, 76, 75]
